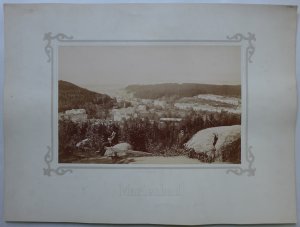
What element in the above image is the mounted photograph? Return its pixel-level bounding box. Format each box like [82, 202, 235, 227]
[58, 44, 242, 164]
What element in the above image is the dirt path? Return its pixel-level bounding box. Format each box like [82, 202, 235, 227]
[130, 156, 203, 164]
[72, 155, 203, 164]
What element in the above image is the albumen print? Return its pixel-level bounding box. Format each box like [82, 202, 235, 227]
[58, 45, 241, 164]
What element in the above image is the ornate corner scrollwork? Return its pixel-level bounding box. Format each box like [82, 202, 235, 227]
[43, 32, 74, 176]
[43, 146, 73, 176]
[43, 32, 73, 62]
[227, 32, 256, 63]
[226, 146, 256, 176]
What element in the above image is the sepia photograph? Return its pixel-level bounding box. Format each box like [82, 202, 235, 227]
[58, 45, 242, 164]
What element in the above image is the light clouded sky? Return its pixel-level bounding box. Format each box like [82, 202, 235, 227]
[59, 45, 241, 88]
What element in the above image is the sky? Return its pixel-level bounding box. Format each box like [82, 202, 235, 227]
[59, 44, 241, 88]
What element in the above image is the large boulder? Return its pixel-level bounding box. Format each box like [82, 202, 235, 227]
[76, 138, 89, 148]
[184, 125, 241, 163]
[112, 143, 132, 151]
[104, 143, 132, 157]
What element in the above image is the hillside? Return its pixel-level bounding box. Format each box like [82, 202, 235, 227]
[59, 80, 116, 114]
[126, 83, 241, 99]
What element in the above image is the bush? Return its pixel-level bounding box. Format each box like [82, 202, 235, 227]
[58, 119, 120, 162]
[220, 138, 241, 163]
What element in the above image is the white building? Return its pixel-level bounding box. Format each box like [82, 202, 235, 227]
[160, 118, 182, 122]
[159, 118, 182, 127]
[137, 104, 147, 111]
[112, 107, 135, 121]
[140, 99, 153, 105]
[60, 109, 88, 122]
[174, 103, 194, 110]
[154, 100, 166, 108]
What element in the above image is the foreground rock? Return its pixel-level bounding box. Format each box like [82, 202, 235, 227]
[104, 143, 132, 157]
[184, 125, 241, 163]
[104, 143, 152, 158]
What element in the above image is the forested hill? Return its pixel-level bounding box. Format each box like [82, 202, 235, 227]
[59, 80, 116, 113]
[125, 83, 241, 99]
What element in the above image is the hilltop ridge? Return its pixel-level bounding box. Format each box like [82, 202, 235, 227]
[59, 80, 116, 114]
[126, 83, 241, 99]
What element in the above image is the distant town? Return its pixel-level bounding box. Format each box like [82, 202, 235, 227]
[59, 85, 241, 123]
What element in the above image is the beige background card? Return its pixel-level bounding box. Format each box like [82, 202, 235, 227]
[3, 3, 297, 225]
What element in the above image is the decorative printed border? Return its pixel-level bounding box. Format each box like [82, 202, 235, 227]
[43, 32, 256, 176]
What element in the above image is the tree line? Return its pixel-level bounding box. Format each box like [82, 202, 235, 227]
[126, 83, 241, 99]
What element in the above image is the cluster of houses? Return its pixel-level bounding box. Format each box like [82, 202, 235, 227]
[111, 107, 136, 121]
[58, 107, 184, 131]
[174, 102, 241, 114]
[110, 97, 168, 122]
[59, 94, 241, 124]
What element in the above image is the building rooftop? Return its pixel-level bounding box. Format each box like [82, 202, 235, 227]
[160, 118, 182, 122]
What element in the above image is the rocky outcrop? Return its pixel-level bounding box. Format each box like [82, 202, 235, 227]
[104, 143, 152, 158]
[184, 125, 241, 163]
[104, 143, 132, 157]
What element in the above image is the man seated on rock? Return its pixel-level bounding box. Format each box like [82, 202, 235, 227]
[99, 131, 118, 156]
